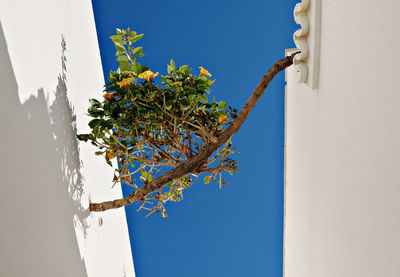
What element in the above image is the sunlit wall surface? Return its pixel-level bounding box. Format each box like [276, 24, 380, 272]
[285, 1, 400, 276]
[0, 0, 134, 276]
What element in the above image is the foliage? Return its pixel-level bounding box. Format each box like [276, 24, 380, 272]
[78, 28, 240, 217]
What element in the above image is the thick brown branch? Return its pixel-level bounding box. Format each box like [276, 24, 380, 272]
[89, 53, 298, 212]
[196, 165, 226, 174]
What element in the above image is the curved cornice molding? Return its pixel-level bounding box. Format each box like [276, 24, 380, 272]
[292, 0, 321, 89]
[293, 0, 310, 83]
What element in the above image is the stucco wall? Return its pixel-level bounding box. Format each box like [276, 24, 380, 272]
[284, 1, 400, 277]
[0, 1, 134, 276]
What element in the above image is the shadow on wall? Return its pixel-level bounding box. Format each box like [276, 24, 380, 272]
[0, 21, 88, 277]
[49, 35, 91, 240]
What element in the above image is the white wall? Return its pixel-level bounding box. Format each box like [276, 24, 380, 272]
[0, 1, 135, 276]
[284, 1, 400, 277]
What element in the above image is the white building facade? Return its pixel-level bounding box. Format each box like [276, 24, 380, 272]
[284, 0, 400, 276]
[0, 0, 134, 276]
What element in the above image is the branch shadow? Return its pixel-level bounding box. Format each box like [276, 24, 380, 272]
[0, 21, 88, 276]
[49, 35, 91, 239]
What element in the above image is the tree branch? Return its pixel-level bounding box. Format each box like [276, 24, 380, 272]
[89, 52, 298, 212]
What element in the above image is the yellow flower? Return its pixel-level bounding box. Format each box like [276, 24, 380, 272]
[218, 115, 228, 123]
[103, 92, 116, 101]
[105, 151, 116, 159]
[122, 71, 137, 77]
[138, 70, 159, 83]
[174, 81, 181, 86]
[117, 78, 132, 88]
[199, 66, 211, 78]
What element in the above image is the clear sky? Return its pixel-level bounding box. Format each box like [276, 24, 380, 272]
[92, 1, 298, 276]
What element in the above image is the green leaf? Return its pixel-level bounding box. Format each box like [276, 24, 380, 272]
[170, 59, 176, 70]
[132, 47, 143, 56]
[141, 169, 148, 178]
[167, 64, 174, 75]
[88, 119, 101, 128]
[218, 101, 227, 111]
[89, 98, 101, 107]
[106, 158, 112, 167]
[87, 106, 104, 117]
[116, 28, 122, 34]
[77, 134, 91, 142]
[114, 42, 126, 54]
[110, 35, 123, 44]
[204, 176, 211, 184]
[131, 34, 143, 43]
[132, 62, 141, 74]
[118, 60, 131, 71]
[117, 55, 129, 62]
[95, 151, 104, 156]
[179, 65, 187, 72]
[103, 100, 111, 114]
[199, 94, 208, 103]
[207, 79, 215, 86]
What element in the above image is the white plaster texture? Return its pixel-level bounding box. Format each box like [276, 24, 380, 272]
[0, 0, 135, 276]
[284, 1, 400, 277]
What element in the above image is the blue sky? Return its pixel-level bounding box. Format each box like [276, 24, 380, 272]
[92, 1, 298, 276]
